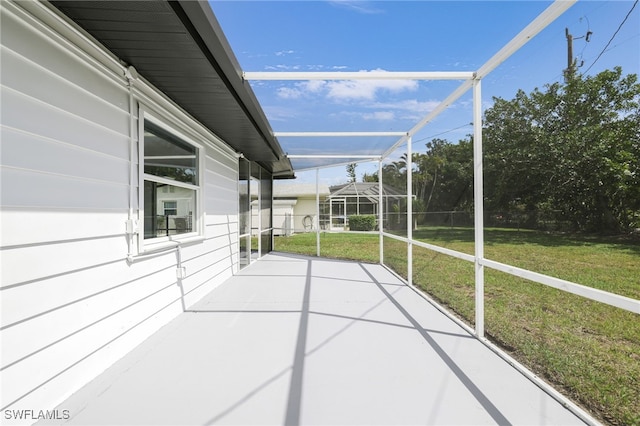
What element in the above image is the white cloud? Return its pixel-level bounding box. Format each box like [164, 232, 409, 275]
[276, 80, 327, 99]
[265, 64, 301, 71]
[362, 111, 396, 121]
[262, 105, 301, 122]
[370, 99, 440, 114]
[326, 78, 418, 101]
[303, 80, 327, 93]
[277, 87, 304, 99]
[274, 69, 418, 101]
[275, 50, 295, 56]
[328, 0, 383, 14]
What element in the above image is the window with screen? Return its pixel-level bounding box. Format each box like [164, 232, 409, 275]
[142, 119, 200, 241]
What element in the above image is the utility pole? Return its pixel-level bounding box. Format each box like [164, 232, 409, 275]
[564, 27, 575, 82]
[564, 27, 592, 82]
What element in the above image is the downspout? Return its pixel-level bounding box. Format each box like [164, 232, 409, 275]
[125, 65, 139, 261]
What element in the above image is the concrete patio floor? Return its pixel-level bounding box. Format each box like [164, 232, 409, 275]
[41, 252, 588, 425]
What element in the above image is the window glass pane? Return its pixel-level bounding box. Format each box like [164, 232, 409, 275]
[260, 230, 271, 257]
[250, 177, 260, 235]
[144, 121, 197, 185]
[261, 174, 272, 230]
[163, 201, 177, 216]
[144, 181, 195, 239]
[239, 159, 250, 236]
[239, 235, 250, 269]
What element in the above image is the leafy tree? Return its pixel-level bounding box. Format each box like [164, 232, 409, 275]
[483, 67, 640, 233]
[362, 172, 378, 182]
[413, 138, 473, 213]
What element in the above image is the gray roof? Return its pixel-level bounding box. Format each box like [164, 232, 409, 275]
[50, 0, 293, 178]
[329, 182, 404, 199]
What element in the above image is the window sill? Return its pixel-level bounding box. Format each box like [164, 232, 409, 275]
[128, 235, 206, 263]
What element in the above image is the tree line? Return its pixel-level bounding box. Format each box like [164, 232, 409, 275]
[362, 67, 640, 234]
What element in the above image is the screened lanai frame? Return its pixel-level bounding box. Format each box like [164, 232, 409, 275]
[245, 0, 639, 320]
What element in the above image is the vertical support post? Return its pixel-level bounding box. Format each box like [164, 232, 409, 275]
[378, 159, 383, 264]
[473, 78, 485, 338]
[270, 175, 274, 252]
[316, 168, 320, 257]
[407, 137, 413, 287]
[257, 170, 262, 258]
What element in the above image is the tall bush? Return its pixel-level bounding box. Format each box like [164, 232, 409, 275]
[348, 215, 376, 231]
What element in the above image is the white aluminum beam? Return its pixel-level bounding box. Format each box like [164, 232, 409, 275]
[482, 259, 640, 314]
[275, 131, 407, 137]
[407, 136, 413, 287]
[291, 158, 381, 173]
[244, 71, 474, 81]
[287, 154, 381, 159]
[473, 79, 485, 338]
[316, 168, 320, 257]
[378, 160, 384, 265]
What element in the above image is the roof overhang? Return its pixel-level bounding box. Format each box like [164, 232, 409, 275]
[49, 0, 294, 178]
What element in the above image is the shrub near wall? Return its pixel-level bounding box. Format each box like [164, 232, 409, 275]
[348, 215, 377, 231]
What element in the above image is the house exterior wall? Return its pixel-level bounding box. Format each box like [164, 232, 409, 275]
[293, 197, 322, 232]
[273, 200, 296, 235]
[0, 1, 239, 419]
[272, 198, 324, 234]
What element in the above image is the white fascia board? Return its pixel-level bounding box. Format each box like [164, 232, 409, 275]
[244, 71, 474, 81]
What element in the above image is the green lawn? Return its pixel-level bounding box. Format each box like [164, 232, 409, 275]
[274, 229, 640, 426]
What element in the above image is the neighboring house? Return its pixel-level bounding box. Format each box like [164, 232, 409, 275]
[324, 182, 405, 230]
[272, 183, 330, 235]
[0, 0, 293, 418]
[269, 182, 406, 233]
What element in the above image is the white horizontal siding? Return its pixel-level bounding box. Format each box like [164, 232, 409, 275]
[204, 150, 238, 215]
[0, 235, 127, 287]
[1, 46, 129, 130]
[0, 209, 128, 248]
[1, 247, 143, 326]
[1, 87, 131, 160]
[0, 167, 130, 209]
[0, 1, 241, 418]
[206, 152, 237, 181]
[1, 12, 127, 108]
[1, 126, 130, 185]
[2, 263, 179, 367]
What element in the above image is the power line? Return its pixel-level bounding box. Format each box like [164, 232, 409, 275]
[414, 122, 473, 144]
[583, 0, 638, 75]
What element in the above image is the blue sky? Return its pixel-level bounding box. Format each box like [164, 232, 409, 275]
[209, 0, 639, 183]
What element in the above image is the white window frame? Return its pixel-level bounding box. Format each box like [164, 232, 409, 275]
[138, 105, 204, 253]
[163, 201, 178, 216]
